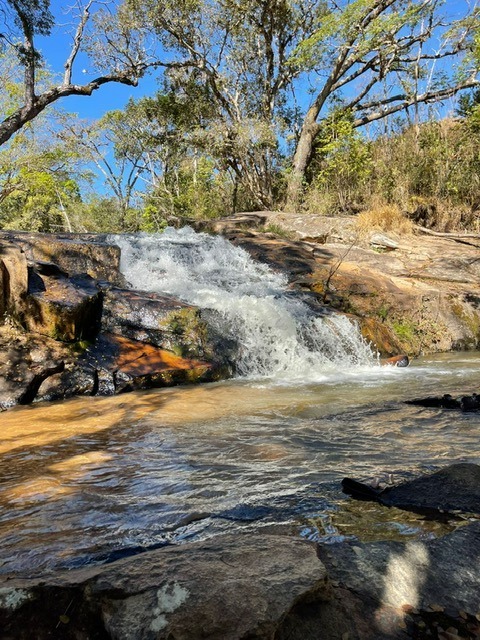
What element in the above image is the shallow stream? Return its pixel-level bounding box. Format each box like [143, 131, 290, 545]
[1, 352, 479, 576]
[1, 229, 479, 576]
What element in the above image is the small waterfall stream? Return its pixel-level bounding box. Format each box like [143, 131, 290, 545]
[109, 227, 375, 380]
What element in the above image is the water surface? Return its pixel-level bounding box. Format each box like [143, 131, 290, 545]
[1, 352, 479, 576]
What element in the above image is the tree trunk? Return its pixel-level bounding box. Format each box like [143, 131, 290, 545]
[285, 109, 319, 212]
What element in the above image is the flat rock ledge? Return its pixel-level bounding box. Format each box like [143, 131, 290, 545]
[1, 525, 479, 640]
[0, 534, 329, 640]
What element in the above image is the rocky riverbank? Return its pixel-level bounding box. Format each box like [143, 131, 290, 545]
[1, 216, 480, 410]
[0, 231, 227, 409]
[195, 212, 480, 356]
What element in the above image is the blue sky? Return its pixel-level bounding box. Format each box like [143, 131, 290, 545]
[36, 0, 159, 120]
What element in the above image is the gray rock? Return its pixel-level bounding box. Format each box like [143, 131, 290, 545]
[0, 534, 328, 640]
[370, 233, 399, 250]
[343, 463, 480, 515]
[315, 521, 480, 639]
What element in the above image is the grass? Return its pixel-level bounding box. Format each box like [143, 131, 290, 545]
[355, 203, 413, 236]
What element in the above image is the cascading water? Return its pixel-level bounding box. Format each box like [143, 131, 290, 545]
[109, 227, 376, 380]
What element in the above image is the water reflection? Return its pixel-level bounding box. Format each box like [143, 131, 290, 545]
[0, 353, 479, 575]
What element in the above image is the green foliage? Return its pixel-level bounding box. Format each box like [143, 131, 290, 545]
[306, 109, 372, 212]
[144, 157, 232, 224]
[262, 223, 294, 239]
[305, 111, 480, 230]
[0, 166, 81, 231]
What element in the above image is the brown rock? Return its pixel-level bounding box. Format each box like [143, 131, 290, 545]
[0, 231, 124, 284]
[24, 272, 102, 342]
[102, 288, 213, 359]
[86, 333, 219, 392]
[0, 240, 28, 320]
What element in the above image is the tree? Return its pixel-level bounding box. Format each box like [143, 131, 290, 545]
[286, 0, 480, 207]
[0, 136, 84, 231]
[130, 0, 322, 207]
[0, 0, 153, 146]
[131, 0, 479, 210]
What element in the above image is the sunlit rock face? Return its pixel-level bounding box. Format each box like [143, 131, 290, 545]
[0, 240, 28, 320]
[0, 535, 329, 640]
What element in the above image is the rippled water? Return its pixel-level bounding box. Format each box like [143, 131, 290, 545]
[1, 352, 479, 576]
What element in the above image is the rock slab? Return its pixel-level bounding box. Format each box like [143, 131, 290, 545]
[0, 534, 328, 640]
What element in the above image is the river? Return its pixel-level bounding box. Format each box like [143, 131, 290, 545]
[1, 352, 479, 576]
[0, 229, 479, 576]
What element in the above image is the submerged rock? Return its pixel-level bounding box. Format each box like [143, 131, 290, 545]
[380, 354, 409, 367]
[342, 463, 480, 516]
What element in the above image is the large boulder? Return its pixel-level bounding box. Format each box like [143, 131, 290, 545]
[313, 521, 480, 640]
[0, 326, 73, 409]
[342, 463, 480, 516]
[102, 287, 214, 359]
[0, 535, 329, 640]
[36, 333, 221, 401]
[0, 240, 28, 321]
[24, 268, 103, 342]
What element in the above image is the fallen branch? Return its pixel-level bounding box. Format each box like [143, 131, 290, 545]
[413, 224, 480, 239]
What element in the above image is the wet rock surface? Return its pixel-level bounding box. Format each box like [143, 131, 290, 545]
[198, 212, 480, 356]
[342, 463, 480, 516]
[407, 393, 480, 412]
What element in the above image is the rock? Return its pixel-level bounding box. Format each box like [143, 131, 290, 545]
[226, 232, 317, 280]
[315, 521, 480, 639]
[102, 287, 213, 359]
[370, 233, 399, 250]
[342, 463, 480, 515]
[0, 231, 124, 284]
[82, 333, 219, 393]
[0, 534, 329, 640]
[0, 240, 28, 321]
[24, 270, 103, 342]
[17, 361, 65, 404]
[406, 393, 480, 411]
[380, 354, 410, 367]
[0, 326, 74, 409]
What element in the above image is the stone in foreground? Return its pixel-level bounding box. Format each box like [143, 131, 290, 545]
[315, 521, 480, 640]
[0, 534, 328, 640]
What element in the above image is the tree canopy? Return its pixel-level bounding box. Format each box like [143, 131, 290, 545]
[0, 0, 479, 214]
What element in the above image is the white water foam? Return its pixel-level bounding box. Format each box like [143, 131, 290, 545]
[109, 227, 376, 381]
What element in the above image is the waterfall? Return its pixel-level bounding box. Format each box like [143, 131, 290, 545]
[109, 227, 376, 381]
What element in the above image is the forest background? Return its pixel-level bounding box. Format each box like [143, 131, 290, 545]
[1, 0, 479, 235]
